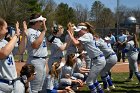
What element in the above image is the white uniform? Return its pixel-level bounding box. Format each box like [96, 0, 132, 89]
[78, 33, 106, 86]
[0, 39, 23, 93]
[48, 37, 64, 70]
[96, 38, 117, 77]
[26, 28, 48, 93]
[60, 65, 75, 86]
[46, 75, 59, 92]
[65, 34, 77, 56]
[96, 38, 117, 89]
[73, 58, 84, 80]
[124, 40, 140, 81]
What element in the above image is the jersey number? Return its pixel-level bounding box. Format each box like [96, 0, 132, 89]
[43, 41, 46, 47]
[7, 56, 13, 65]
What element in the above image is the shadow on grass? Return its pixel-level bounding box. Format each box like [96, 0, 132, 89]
[112, 80, 126, 84]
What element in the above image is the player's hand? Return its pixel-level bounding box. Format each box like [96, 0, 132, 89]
[77, 79, 83, 87]
[15, 21, 20, 37]
[23, 21, 27, 36]
[42, 18, 47, 32]
[67, 29, 73, 36]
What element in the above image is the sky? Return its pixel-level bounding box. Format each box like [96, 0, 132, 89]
[54, 0, 140, 12]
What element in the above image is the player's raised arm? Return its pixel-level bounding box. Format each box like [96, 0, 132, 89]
[31, 16, 47, 49]
[0, 20, 20, 59]
[17, 21, 27, 54]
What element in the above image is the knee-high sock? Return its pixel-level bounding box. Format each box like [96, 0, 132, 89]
[88, 84, 97, 93]
[108, 71, 111, 78]
[129, 70, 133, 79]
[106, 75, 113, 86]
[94, 80, 104, 93]
[101, 76, 108, 89]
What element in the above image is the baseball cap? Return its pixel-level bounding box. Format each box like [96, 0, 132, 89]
[74, 26, 87, 32]
[29, 15, 46, 22]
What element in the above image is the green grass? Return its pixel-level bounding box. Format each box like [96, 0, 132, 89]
[77, 73, 140, 93]
[14, 54, 140, 92]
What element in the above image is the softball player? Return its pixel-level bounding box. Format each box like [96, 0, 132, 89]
[65, 22, 91, 69]
[18, 64, 36, 93]
[26, 13, 48, 93]
[46, 62, 74, 93]
[0, 18, 26, 93]
[72, 52, 90, 81]
[60, 53, 83, 90]
[95, 35, 117, 91]
[67, 23, 106, 93]
[122, 35, 140, 83]
[65, 22, 78, 57]
[48, 24, 69, 71]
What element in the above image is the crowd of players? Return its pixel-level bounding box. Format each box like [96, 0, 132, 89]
[0, 13, 140, 93]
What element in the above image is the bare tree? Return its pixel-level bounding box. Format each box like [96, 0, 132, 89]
[90, 1, 104, 27]
[74, 3, 89, 23]
[0, 0, 19, 25]
[42, 0, 57, 28]
[100, 8, 115, 28]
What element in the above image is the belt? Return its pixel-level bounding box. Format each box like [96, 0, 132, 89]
[105, 53, 116, 59]
[33, 56, 47, 59]
[0, 78, 16, 85]
[92, 54, 104, 60]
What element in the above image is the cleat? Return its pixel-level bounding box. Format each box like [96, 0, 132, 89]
[125, 78, 133, 82]
[110, 85, 115, 90]
[136, 82, 140, 85]
[104, 87, 110, 92]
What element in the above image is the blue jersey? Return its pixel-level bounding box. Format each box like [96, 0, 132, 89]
[110, 35, 116, 44]
[118, 34, 127, 43]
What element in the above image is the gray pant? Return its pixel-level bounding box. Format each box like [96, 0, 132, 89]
[27, 57, 47, 93]
[86, 56, 106, 86]
[85, 54, 92, 69]
[100, 54, 117, 77]
[73, 73, 84, 80]
[0, 83, 13, 93]
[128, 53, 139, 73]
[0, 80, 24, 93]
[59, 78, 72, 87]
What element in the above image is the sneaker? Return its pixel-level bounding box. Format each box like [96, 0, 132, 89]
[110, 85, 115, 90]
[136, 82, 140, 85]
[99, 82, 103, 85]
[125, 78, 133, 82]
[104, 87, 110, 92]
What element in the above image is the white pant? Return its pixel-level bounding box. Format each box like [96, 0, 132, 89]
[0, 80, 24, 93]
[86, 56, 106, 86]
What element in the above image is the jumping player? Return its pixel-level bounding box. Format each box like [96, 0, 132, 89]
[122, 35, 140, 84]
[67, 22, 106, 93]
[94, 35, 117, 91]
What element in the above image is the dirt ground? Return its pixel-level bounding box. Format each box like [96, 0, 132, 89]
[16, 60, 140, 75]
